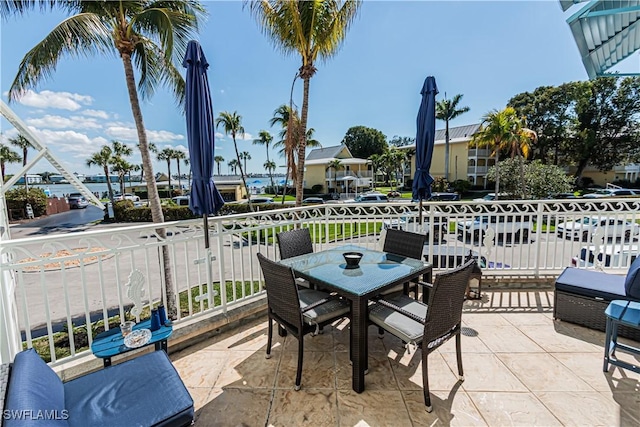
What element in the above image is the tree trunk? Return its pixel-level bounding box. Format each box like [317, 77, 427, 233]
[295, 77, 311, 207]
[176, 160, 182, 194]
[232, 136, 252, 211]
[518, 154, 526, 199]
[121, 53, 176, 319]
[444, 119, 450, 181]
[267, 146, 275, 191]
[119, 176, 125, 197]
[494, 150, 500, 199]
[103, 165, 115, 203]
[166, 160, 172, 196]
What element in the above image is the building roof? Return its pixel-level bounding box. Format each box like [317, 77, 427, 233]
[433, 123, 481, 142]
[561, 0, 640, 78]
[306, 145, 352, 161]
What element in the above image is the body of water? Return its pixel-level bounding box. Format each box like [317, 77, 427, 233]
[30, 175, 287, 198]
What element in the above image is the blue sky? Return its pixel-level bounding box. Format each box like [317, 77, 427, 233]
[0, 1, 615, 177]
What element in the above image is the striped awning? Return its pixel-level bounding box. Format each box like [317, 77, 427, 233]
[561, 0, 640, 78]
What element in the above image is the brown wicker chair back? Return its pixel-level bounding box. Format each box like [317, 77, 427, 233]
[424, 258, 476, 347]
[382, 228, 426, 259]
[258, 253, 303, 333]
[276, 228, 314, 260]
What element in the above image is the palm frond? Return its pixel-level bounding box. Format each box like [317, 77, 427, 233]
[132, 37, 185, 105]
[9, 12, 113, 101]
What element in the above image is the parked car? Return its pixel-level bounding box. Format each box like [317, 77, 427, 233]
[115, 193, 141, 202]
[423, 246, 487, 269]
[472, 193, 515, 202]
[582, 188, 639, 198]
[429, 192, 460, 201]
[172, 196, 190, 206]
[556, 216, 640, 242]
[382, 212, 447, 241]
[387, 190, 402, 198]
[302, 197, 325, 204]
[239, 197, 274, 204]
[353, 193, 389, 203]
[571, 244, 639, 268]
[456, 214, 533, 242]
[68, 195, 88, 209]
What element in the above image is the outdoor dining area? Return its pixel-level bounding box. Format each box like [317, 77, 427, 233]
[175, 226, 638, 425]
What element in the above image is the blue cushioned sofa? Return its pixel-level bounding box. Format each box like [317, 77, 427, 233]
[554, 256, 640, 342]
[1, 349, 194, 427]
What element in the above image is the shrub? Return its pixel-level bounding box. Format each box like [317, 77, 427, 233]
[5, 187, 48, 217]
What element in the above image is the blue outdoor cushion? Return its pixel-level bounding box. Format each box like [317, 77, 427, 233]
[63, 350, 193, 427]
[4, 349, 69, 427]
[555, 267, 628, 301]
[624, 256, 640, 299]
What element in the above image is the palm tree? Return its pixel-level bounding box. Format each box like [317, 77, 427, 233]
[87, 145, 115, 203]
[247, 0, 362, 206]
[8, 135, 32, 189]
[471, 107, 536, 199]
[157, 148, 174, 195]
[214, 155, 225, 175]
[368, 153, 383, 190]
[173, 149, 187, 194]
[326, 159, 343, 194]
[216, 111, 252, 209]
[263, 160, 276, 185]
[436, 93, 470, 182]
[0, 144, 22, 182]
[253, 130, 275, 189]
[240, 151, 251, 173]
[111, 158, 134, 198]
[6, 1, 206, 319]
[228, 159, 239, 174]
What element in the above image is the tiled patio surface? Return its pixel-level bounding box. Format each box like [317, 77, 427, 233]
[170, 290, 640, 426]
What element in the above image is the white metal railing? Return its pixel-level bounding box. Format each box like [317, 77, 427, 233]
[1, 198, 639, 365]
[468, 149, 491, 157]
[468, 166, 489, 174]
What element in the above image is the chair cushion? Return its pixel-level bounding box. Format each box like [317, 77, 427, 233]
[369, 295, 427, 343]
[299, 289, 350, 325]
[555, 267, 627, 301]
[4, 349, 69, 427]
[624, 256, 640, 299]
[64, 351, 193, 427]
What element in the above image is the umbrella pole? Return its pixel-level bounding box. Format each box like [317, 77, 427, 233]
[419, 199, 423, 225]
[203, 214, 214, 309]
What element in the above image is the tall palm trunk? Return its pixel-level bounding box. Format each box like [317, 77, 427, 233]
[494, 148, 500, 198]
[296, 77, 311, 207]
[165, 160, 172, 196]
[22, 147, 28, 191]
[103, 165, 115, 202]
[444, 120, 450, 181]
[121, 53, 176, 319]
[266, 148, 275, 191]
[232, 136, 252, 211]
[176, 161, 182, 194]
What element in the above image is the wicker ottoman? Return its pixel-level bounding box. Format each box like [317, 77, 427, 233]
[554, 267, 640, 342]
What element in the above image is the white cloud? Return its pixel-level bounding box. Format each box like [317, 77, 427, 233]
[18, 90, 93, 111]
[28, 127, 108, 158]
[25, 115, 102, 130]
[81, 109, 110, 119]
[238, 132, 253, 141]
[214, 132, 225, 139]
[105, 125, 184, 143]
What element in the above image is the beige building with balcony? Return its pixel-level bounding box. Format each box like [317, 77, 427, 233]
[304, 145, 372, 194]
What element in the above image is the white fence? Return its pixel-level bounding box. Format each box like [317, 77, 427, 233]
[1, 198, 639, 364]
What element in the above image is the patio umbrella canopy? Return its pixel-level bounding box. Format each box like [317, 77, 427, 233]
[183, 40, 225, 305]
[183, 40, 225, 238]
[412, 76, 438, 223]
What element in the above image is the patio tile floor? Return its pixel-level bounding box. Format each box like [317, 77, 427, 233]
[171, 290, 640, 426]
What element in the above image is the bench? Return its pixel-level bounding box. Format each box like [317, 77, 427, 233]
[1, 349, 194, 427]
[554, 256, 640, 342]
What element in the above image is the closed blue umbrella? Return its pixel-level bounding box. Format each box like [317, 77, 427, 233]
[183, 40, 225, 249]
[412, 76, 438, 223]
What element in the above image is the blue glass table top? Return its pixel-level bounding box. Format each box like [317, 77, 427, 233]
[279, 244, 431, 296]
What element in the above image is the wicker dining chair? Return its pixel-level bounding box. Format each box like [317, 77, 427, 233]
[257, 253, 350, 391]
[276, 228, 314, 260]
[276, 228, 315, 289]
[380, 228, 427, 298]
[368, 259, 475, 412]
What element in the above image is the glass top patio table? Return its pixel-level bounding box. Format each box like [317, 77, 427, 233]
[279, 244, 430, 296]
[279, 244, 432, 393]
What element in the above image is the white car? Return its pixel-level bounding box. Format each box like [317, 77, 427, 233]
[583, 188, 638, 198]
[352, 193, 389, 203]
[456, 214, 533, 242]
[239, 197, 274, 204]
[571, 244, 639, 268]
[382, 212, 447, 241]
[472, 193, 511, 202]
[556, 216, 640, 242]
[115, 193, 141, 202]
